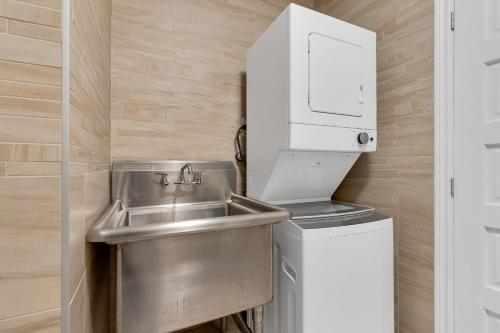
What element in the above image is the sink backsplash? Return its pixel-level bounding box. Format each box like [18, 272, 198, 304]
[112, 161, 236, 207]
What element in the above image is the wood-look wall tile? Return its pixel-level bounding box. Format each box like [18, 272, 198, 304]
[255, 0, 314, 38]
[0, 17, 6, 32]
[0, 33, 61, 67]
[69, 162, 90, 175]
[0, 176, 61, 317]
[0, 269, 60, 320]
[398, 275, 434, 333]
[111, 0, 262, 162]
[16, 0, 61, 10]
[316, 0, 398, 32]
[0, 81, 61, 101]
[71, 31, 109, 110]
[0, 60, 61, 85]
[0, 177, 60, 317]
[0, 0, 61, 28]
[6, 162, 60, 176]
[0, 116, 60, 143]
[399, 170, 433, 229]
[399, 222, 433, 254]
[346, 166, 398, 180]
[0, 0, 62, 325]
[83, 170, 110, 231]
[334, 177, 399, 211]
[0, 176, 60, 225]
[7, 19, 61, 43]
[0, 143, 61, 162]
[398, 223, 433, 288]
[69, 146, 93, 163]
[70, 121, 99, 153]
[93, 140, 111, 164]
[0, 308, 60, 333]
[0, 95, 60, 118]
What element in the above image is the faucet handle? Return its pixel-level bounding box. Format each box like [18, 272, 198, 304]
[155, 172, 169, 186]
[192, 171, 202, 185]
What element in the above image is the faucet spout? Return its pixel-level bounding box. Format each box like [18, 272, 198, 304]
[180, 163, 193, 175]
[177, 163, 199, 184]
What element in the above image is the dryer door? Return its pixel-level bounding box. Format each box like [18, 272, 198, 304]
[288, 5, 376, 130]
[308, 33, 365, 117]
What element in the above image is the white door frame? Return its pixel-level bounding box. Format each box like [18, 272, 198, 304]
[434, 0, 455, 332]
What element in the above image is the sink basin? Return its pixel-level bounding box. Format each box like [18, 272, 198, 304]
[86, 161, 289, 333]
[124, 202, 244, 227]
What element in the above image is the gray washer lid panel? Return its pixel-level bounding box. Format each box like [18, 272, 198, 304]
[293, 211, 390, 230]
[279, 200, 374, 220]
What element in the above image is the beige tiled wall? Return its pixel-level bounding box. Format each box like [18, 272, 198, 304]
[68, 0, 112, 332]
[111, 0, 314, 193]
[0, 0, 62, 331]
[315, 0, 434, 332]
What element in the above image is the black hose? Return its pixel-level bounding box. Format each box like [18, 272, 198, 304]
[235, 124, 247, 164]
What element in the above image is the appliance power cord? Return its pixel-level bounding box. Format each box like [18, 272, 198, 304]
[235, 124, 246, 164]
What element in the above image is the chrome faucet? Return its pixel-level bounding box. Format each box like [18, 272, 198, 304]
[178, 163, 192, 184]
[176, 163, 202, 185]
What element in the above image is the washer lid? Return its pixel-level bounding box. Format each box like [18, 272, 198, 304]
[279, 200, 374, 220]
[292, 211, 389, 230]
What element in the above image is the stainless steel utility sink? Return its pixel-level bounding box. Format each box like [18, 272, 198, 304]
[87, 161, 289, 333]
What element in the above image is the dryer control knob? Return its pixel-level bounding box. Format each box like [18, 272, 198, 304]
[357, 132, 370, 144]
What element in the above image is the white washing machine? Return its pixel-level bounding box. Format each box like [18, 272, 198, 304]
[265, 201, 394, 333]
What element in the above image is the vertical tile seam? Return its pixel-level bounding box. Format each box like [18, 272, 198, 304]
[60, 0, 70, 331]
[396, 167, 401, 332]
